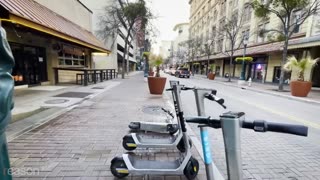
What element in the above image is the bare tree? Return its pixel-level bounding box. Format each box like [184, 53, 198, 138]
[181, 37, 202, 74]
[216, 11, 246, 82]
[97, 0, 152, 79]
[201, 31, 216, 76]
[252, 0, 320, 90]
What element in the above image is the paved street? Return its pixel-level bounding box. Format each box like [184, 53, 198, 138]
[164, 74, 320, 180]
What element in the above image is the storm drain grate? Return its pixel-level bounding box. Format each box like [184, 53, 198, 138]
[53, 92, 92, 98]
[45, 99, 70, 104]
[142, 105, 166, 115]
[92, 87, 105, 89]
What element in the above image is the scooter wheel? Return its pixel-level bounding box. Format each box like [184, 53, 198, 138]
[177, 138, 193, 152]
[122, 134, 137, 151]
[184, 156, 199, 180]
[110, 157, 129, 178]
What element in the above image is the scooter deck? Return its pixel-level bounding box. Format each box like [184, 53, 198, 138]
[135, 132, 177, 144]
[129, 155, 181, 169]
[129, 121, 179, 134]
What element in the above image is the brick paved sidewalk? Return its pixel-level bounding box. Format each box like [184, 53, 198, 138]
[8, 73, 206, 180]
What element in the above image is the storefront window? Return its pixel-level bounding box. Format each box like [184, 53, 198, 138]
[58, 51, 85, 67]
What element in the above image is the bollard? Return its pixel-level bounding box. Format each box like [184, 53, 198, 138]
[0, 26, 14, 180]
[248, 77, 252, 87]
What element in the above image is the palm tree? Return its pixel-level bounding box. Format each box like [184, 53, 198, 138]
[283, 56, 318, 81]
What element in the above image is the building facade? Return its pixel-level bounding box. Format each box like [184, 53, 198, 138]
[172, 23, 190, 65]
[81, 0, 138, 73]
[189, 0, 320, 86]
[0, 0, 109, 87]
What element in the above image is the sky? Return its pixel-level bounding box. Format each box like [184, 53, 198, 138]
[147, 0, 190, 53]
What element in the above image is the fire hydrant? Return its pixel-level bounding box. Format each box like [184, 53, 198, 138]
[248, 78, 252, 87]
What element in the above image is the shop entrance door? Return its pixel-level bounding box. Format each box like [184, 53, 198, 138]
[273, 66, 281, 83]
[11, 43, 47, 86]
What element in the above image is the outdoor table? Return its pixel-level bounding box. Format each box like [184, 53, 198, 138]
[53, 67, 117, 86]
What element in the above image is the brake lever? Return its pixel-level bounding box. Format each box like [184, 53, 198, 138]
[206, 93, 227, 109]
[161, 108, 175, 118]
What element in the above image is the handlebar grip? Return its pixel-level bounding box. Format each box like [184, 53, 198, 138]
[242, 120, 308, 136]
[166, 86, 193, 91]
[181, 87, 194, 91]
[185, 116, 221, 128]
[267, 122, 308, 136]
[185, 116, 211, 124]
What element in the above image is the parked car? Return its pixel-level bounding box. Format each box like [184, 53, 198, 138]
[175, 67, 191, 78]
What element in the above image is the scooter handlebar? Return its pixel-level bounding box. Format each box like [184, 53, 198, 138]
[166, 86, 194, 91]
[185, 116, 221, 128]
[242, 120, 308, 136]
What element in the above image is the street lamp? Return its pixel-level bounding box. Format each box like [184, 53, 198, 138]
[143, 33, 150, 78]
[240, 39, 248, 80]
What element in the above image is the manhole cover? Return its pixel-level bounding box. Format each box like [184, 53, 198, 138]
[142, 105, 166, 115]
[45, 99, 70, 104]
[92, 87, 104, 89]
[53, 92, 92, 98]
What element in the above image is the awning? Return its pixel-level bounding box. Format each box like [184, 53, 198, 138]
[0, 0, 110, 53]
[288, 35, 320, 50]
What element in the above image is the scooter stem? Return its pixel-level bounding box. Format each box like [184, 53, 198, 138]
[194, 88, 215, 180]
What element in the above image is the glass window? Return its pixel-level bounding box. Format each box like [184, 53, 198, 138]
[65, 59, 72, 65]
[58, 50, 85, 67]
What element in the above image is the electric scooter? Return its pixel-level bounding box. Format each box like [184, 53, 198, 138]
[111, 84, 199, 179]
[128, 80, 180, 134]
[122, 81, 193, 152]
[186, 112, 308, 180]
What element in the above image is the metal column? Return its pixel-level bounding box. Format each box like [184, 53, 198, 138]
[194, 89, 215, 180]
[220, 112, 243, 180]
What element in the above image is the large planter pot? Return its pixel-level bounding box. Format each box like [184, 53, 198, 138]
[290, 81, 312, 97]
[207, 73, 215, 80]
[148, 77, 167, 95]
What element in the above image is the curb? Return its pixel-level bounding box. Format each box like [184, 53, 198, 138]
[163, 92, 225, 180]
[8, 81, 122, 142]
[193, 75, 320, 105]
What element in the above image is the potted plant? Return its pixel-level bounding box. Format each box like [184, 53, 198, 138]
[207, 64, 216, 80]
[148, 55, 167, 95]
[283, 56, 318, 97]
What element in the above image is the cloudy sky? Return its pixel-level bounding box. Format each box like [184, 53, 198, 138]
[148, 0, 190, 52]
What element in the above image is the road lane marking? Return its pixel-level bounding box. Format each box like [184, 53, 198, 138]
[224, 94, 320, 130]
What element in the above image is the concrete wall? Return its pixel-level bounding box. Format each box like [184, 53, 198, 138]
[34, 0, 92, 32]
[234, 64, 242, 77]
[266, 53, 281, 82]
[215, 59, 224, 76]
